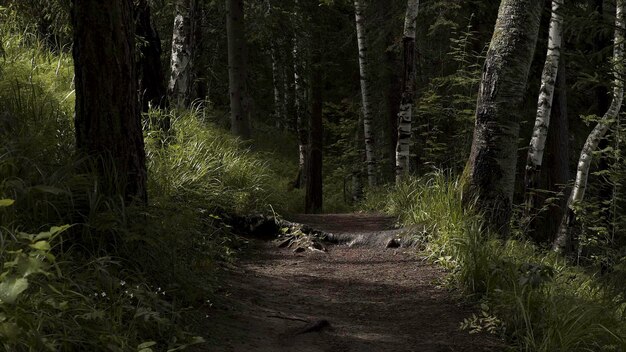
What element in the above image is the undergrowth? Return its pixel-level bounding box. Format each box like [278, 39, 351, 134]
[363, 173, 626, 352]
[0, 13, 301, 351]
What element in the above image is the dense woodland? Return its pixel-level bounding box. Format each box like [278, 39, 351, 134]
[3, 0, 626, 350]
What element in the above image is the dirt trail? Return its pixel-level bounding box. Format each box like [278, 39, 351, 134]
[200, 214, 502, 352]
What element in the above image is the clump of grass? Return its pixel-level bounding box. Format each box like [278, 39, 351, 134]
[363, 172, 626, 351]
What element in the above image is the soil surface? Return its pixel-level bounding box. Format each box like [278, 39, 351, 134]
[200, 213, 503, 352]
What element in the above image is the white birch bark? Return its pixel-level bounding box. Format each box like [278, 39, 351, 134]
[168, 0, 196, 109]
[524, 0, 564, 212]
[554, 0, 625, 252]
[354, 0, 376, 187]
[395, 0, 419, 184]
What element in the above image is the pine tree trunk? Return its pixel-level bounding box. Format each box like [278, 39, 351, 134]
[524, 0, 564, 215]
[554, 0, 625, 253]
[462, 0, 543, 235]
[354, 0, 376, 187]
[136, 0, 167, 113]
[72, 0, 147, 204]
[226, 0, 251, 138]
[168, 0, 197, 109]
[395, 0, 419, 184]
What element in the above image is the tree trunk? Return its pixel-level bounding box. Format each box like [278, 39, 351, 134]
[542, 63, 570, 242]
[354, 0, 376, 187]
[529, 63, 570, 243]
[524, 0, 564, 214]
[462, 0, 543, 235]
[293, 32, 308, 189]
[386, 34, 401, 181]
[226, 0, 250, 138]
[72, 0, 147, 204]
[168, 0, 197, 109]
[136, 0, 167, 113]
[353, 113, 365, 202]
[395, 0, 419, 184]
[271, 42, 284, 129]
[554, 0, 625, 253]
[306, 60, 323, 214]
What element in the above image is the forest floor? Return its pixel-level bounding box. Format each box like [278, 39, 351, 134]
[198, 214, 504, 352]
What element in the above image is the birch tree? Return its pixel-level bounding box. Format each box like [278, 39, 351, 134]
[395, 0, 419, 183]
[524, 0, 565, 213]
[462, 0, 543, 235]
[227, 0, 251, 138]
[168, 0, 197, 109]
[554, 0, 625, 253]
[72, 0, 147, 203]
[354, 0, 376, 187]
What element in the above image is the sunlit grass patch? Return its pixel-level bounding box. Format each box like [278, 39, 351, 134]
[363, 172, 626, 351]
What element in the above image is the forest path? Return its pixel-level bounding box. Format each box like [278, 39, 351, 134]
[200, 213, 502, 352]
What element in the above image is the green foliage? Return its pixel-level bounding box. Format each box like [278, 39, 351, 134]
[363, 173, 626, 351]
[0, 20, 300, 350]
[414, 20, 484, 173]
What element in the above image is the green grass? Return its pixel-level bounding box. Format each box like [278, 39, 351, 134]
[0, 14, 303, 350]
[363, 173, 626, 351]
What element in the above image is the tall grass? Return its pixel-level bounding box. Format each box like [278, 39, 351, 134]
[0, 11, 301, 350]
[363, 173, 626, 351]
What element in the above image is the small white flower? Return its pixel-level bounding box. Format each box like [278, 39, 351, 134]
[120, 280, 126, 286]
[101, 292, 106, 297]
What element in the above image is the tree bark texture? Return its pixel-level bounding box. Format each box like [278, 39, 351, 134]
[354, 0, 376, 187]
[72, 0, 147, 203]
[395, 0, 419, 184]
[227, 0, 251, 138]
[136, 0, 167, 113]
[524, 0, 564, 213]
[462, 0, 543, 235]
[555, 0, 625, 253]
[168, 0, 197, 109]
